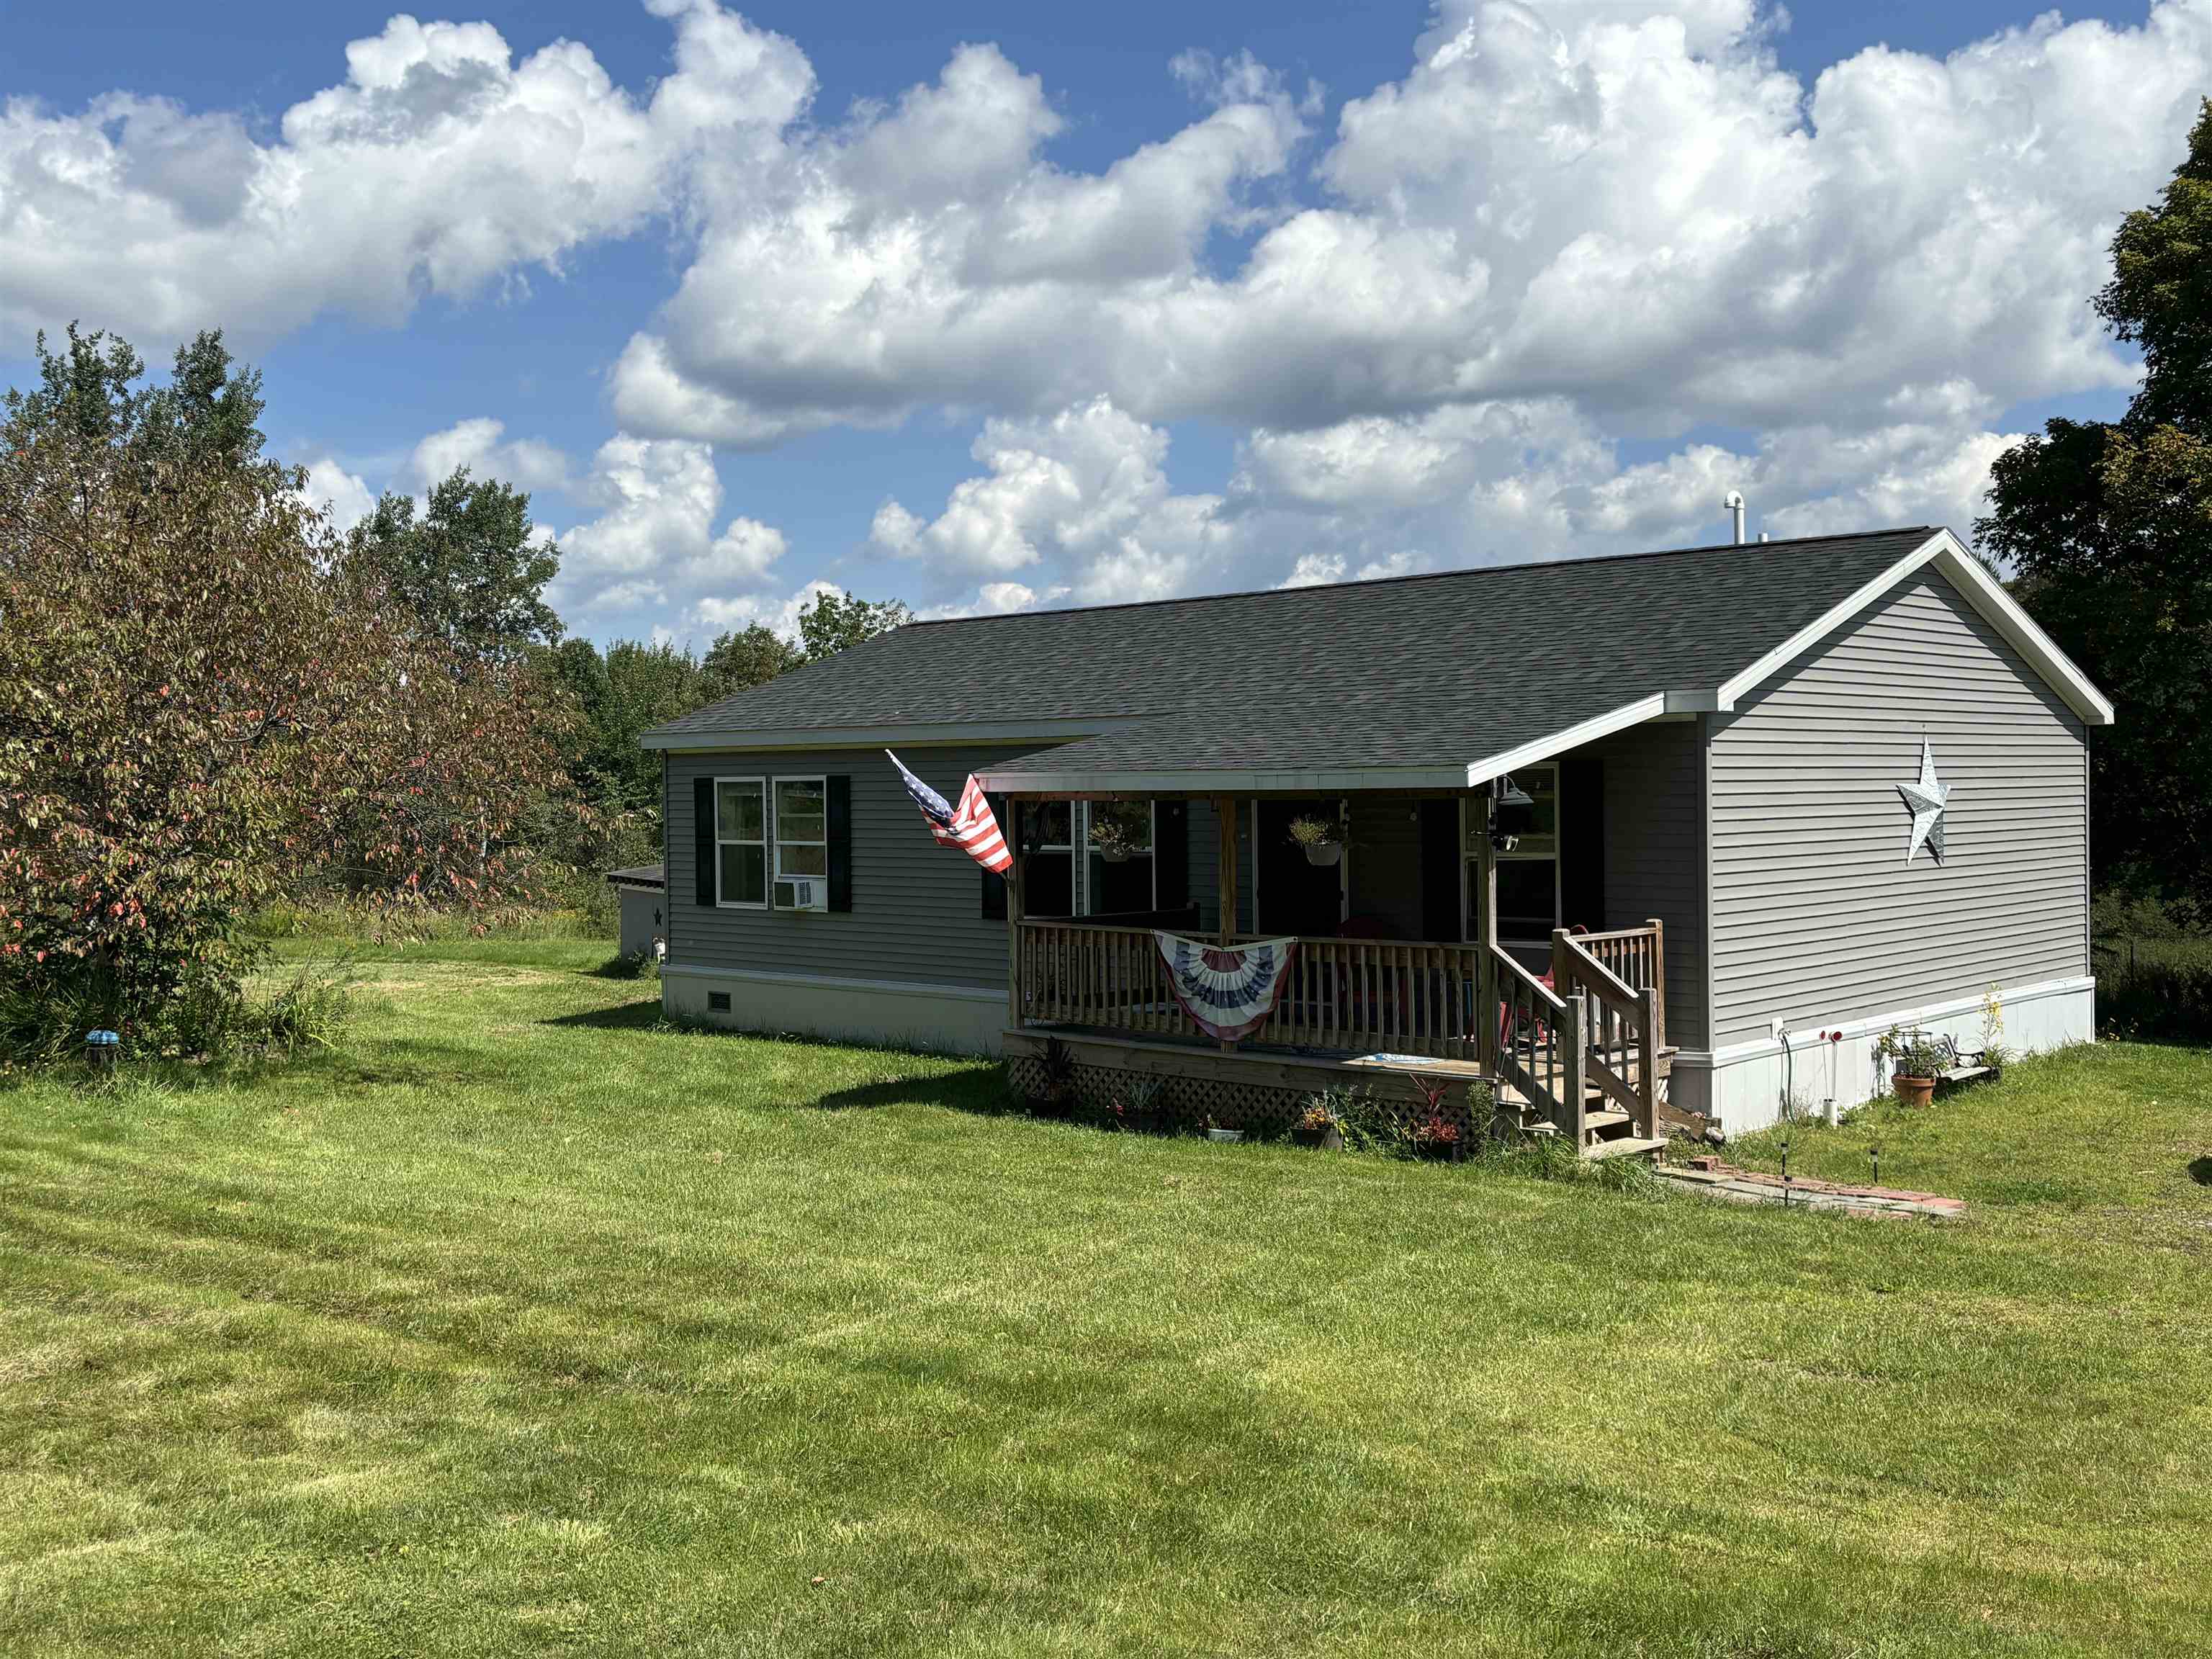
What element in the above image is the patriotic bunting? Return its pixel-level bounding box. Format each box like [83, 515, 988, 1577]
[1155, 932, 1299, 1043]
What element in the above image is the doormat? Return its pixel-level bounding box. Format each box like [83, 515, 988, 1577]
[1658, 1156, 1966, 1220]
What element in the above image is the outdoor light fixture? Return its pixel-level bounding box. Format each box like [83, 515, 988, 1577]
[1489, 775, 1535, 851]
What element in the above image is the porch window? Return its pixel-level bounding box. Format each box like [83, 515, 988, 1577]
[1466, 763, 1560, 945]
[1019, 799, 1158, 917]
[1023, 800, 1077, 917]
[773, 777, 828, 883]
[714, 777, 768, 908]
[1084, 800, 1156, 915]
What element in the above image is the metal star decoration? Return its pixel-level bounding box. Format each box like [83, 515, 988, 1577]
[1897, 739, 1949, 865]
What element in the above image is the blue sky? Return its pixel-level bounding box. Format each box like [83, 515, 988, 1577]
[1, 0, 2191, 644]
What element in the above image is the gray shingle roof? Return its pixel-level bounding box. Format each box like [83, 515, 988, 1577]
[644, 528, 1941, 777]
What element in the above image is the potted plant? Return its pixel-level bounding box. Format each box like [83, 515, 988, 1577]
[1410, 1111, 1463, 1162]
[1287, 814, 1342, 867]
[1404, 1073, 1464, 1161]
[1202, 1115, 1245, 1143]
[1875, 1025, 1953, 1107]
[1030, 1038, 1078, 1118]
[1292, 1092, 1346, 1150]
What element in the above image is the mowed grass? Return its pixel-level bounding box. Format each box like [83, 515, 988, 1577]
[3, 944, 2210, 1657]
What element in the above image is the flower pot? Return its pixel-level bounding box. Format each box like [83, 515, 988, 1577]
[1292, 1124, 1344, 1151]
[1302, 842, 1342, 868]
[1415, 1137, 1464, 1163]
[1892, 1074, 1936, 1109]
[1205, 1126, 1245, 1143]
[1097, 848, 1133, 863]
[1030, 1092, 1074, 1119]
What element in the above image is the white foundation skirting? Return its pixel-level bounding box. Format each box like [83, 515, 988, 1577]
[1671, 974, 2096, 1133]
[661, 963, 1007, 1056]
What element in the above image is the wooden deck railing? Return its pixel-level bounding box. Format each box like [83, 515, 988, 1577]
[1551, 921, 1665, 1141]
[1011, 918, 1666, 1146]
[1012, 922, 1486, 1060]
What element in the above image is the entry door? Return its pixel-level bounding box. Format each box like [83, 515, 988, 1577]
[1255, 800, 1344, 938]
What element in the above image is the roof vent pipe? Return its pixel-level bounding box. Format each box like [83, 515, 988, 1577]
[1724, 490, 1747, 545]
[1758, 531, 1770, 543]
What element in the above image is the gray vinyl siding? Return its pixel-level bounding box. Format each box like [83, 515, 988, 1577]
[1578, 721, 1711, 1051]
[666, 745, 1034, 992]
[1707, 572, 2090, 1047]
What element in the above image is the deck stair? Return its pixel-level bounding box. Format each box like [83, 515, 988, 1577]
[1491, 925, 1673, 1161]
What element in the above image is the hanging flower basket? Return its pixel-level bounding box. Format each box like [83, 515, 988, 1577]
[1287, 814, 1342, 867]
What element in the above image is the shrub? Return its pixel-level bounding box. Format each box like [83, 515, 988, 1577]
[0, 328, 570, 1064]
[2100, 951, 2212, 1042]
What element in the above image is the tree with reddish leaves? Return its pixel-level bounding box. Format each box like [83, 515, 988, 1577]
[0, 327, 570, 1058]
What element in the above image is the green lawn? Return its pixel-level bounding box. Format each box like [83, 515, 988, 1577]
[4, 943, 2210, 1657]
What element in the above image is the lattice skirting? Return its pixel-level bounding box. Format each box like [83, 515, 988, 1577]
[1003, 1053, 1493, 1139]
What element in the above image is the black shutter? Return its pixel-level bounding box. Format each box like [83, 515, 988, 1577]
[693, 777, 716, 907]
[1418, 799, 1460, 942]
[980, 793, 1009, 920]
[827, 775, 853, 912]
[1154, 799, 1190, 909]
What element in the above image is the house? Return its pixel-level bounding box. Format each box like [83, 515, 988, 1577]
[639, 527, 2111, 1141]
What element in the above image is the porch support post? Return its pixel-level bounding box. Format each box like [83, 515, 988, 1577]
[1475, 786, 1498, 1072]
[1214, 795, 1237, 1052]
[1004, 806, 1025, 1033]
[1215, 796, 1238, 944]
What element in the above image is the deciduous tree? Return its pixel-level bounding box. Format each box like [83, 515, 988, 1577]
[1980, 99, 2212, 912]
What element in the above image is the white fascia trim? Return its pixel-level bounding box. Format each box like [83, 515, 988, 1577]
[1462, 693, 1671, 785]
[1714, 529, 2116, 726]
[662, 961, 1004, 1004]
[1715, 536, 1944, 714]
[1699, 973, 2097, 1064]
[643, 715, 1150, 753]
[974, 764, 1480, 796]
[1924, 531, 2116, 726]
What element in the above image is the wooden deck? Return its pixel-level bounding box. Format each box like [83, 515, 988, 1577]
[1004, 861, 1671, 1158]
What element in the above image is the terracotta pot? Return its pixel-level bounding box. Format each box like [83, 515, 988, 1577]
[1892, 1074, 1936, 1109]
[1303, 842, 1343, 867]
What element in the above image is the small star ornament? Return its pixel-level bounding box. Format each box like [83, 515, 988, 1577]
[1897, 740, 1949, 865]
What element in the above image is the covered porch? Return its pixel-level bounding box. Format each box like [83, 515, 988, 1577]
[989, 782, 1674, 1156]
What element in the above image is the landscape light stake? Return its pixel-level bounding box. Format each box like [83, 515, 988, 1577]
[1870, 1144, 1881, 1187]
[1780, 1136, 1791, 1207]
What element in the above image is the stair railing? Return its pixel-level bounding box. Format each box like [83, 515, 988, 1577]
[1490, 945, 1585, 1143]
[1552, 928, 1660, 1141]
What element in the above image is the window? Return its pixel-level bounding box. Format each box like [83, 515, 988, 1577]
[1022, 800, 1077, 917]
[715, 778, 767, 907]
[773, 775, 828, 884]
[1017, 799, 1159, 917]
[1464, 765, 1561, 944]
[1084, 799, 1156, 915]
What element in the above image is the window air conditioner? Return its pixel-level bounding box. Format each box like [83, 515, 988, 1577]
[773, 876, 825, 912]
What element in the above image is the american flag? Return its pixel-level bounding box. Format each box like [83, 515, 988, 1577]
[886, 751, 1012, 874]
